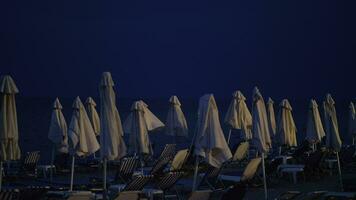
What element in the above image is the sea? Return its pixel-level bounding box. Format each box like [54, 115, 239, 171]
[15, 96, 351, 164]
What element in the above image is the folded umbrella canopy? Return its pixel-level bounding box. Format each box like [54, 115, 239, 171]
[86, 97, 100, 137]
[277, 99, 297, 148]
[323, 94, 343, 190]
[266, 97, 276, 136]
[123, 100, 165, 155]
[224, 91, 252, 143]
[99, 72, 127, 197]
[348, 102, 356, 144]
[48, 98, 68, 182]
[192, 94, 232, 190]
[165, 95, 188, 138]
[0, 75, 21, 191]
[68, 96, 100, 191]
[251, 87, 270, 200]
[305, 99, 325, 147]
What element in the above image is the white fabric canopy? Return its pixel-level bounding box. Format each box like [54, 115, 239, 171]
[305, 99, 325, 143]
[348, 102, 356, 138]
[86, 97, 100, 136]
[48, 98, 68, 153]
[266, 98, 276, 136]
[0, 75, 21, 161]
[68, 97, 100, 157]
[123, 100, 164, 155]
[323, 94, 342, 152]
[252, 87, 271, 153]
[99, 72, 126, 160]
[277, 99, 297, 147]
[165, 95, 188, 137]
[194, 94, 232, 168]
[224, 91, 252, 140]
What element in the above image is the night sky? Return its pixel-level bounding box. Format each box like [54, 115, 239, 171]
[1, 0, 355, 100]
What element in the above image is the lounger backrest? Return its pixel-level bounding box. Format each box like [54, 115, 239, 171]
[0, 189, 19, 200]
[156, 171, 184, 191]
[170, 149, 189, 171]
[188, 190, 212, 200]
[159, 144, 176, 161]
[118, 157, 139, 180]
[233, 142, 249, 161]
[123, 175, 153, 191]
[23, 151, 40, 170]
[241, 157, 262, 182]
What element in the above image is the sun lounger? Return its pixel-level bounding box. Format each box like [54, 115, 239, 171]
[219, 157, 262, 183]
[6, 151, 41, 178]
[187, 190, 212, 200]
[108, 175, 153, 199]
[0, 189, 19, 200]
[115, 156, 140, 183]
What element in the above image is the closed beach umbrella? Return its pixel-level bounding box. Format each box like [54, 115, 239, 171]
[99, 72, 127, 196]
[251, 87, 270, 200]
[68, 97, 100, 191]
[165, 95, 188, 138]
[48, 98, 68, 182]
[277, 99, 297, 148]
[266, 98, 276, 136]
[123, 100, 164, 155]
[348, 102, 356, 144]
[193, 94, 232, 190]
[86, 97, 100, 136]
[0, 75, 21, 191]
[323, 94, 343, 190]
[224, 91, 252, 143]
[305, 99, 325, 148]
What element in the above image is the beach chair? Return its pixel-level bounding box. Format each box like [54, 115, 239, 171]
[0, 189, 20, 200]
[219, 157, 262, 184]
[6, 151, 41, 178]
[144, 171, 185, 199]
[115, 156, 140, 183]
[199, 165, 223, 190]
[108, 175, 153, 199]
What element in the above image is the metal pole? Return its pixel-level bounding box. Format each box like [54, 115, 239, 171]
[50, 146, 55, 183]
[192, 156, 199, 192]
[70, 156, 75, 192]
[227, 129, 232, 145]
[336, 152, 343, 191]
[0, 161, 3, 191]
[261, 153, 268, 200]
[103, 158, 107, 200]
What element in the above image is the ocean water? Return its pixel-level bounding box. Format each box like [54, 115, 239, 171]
[15, 96, 351, 164]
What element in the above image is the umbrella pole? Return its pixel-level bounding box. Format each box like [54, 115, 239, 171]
[336, 152, 343, 191]
[103, 158, 107, 200]
[261, 153, 268, 200]
[227, 129, 232, 145]
[192, 156, 199, 192]
[50, 146, 55, 183]
[0, 161, 2, 191]
[70, 156, 75, 192]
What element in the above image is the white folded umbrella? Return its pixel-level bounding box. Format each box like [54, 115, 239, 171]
[266, 97, 276, 136]
[48, 98, 68, 181]
[305, 99, 325, 146]
[0, 75, 21, 191]
[99, 72, 127, 195]
[251, 87, 270, 200]
[224, 91, 252, 143]
[323, 94, 343, 190]
[192, 94, 232, 190]
[68, 96, 100, 191]
[165, 95, 188, 138]
[277, 99, 297, 148]
[123, 100, 164, 155]
[86, 97, 100, 136]
[348, 102, 356, 144]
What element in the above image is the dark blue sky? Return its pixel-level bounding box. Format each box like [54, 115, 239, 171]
[1, 0, 355, 100]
